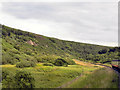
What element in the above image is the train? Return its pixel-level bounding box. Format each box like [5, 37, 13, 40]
[111, 60, 120, 70]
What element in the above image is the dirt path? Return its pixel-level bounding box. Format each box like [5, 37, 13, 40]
[57, 74, 82, 88]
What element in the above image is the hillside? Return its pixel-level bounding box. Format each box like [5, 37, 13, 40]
[2, 25, 119, 65]
[1, 25, 120, 88]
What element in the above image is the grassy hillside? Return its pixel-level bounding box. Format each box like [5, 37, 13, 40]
[2, 25, 119, 65]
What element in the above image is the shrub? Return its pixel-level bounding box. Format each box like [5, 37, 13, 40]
[36, 55, 58, 63]
[43, 63, 54, 66]
[10, 59, 18, 65]
[16, 61, 36, 68]
[25, 51, 32, 56]
[98, 49, 107, 54]
[2, 30, 8, 36]
[2, 69, 14, 88]
[2, 54, 13, 64]
[54, 58, 68, 66]
[63, 63, 68, 67]
[14, 45, 20, 50]
[63, 58, 76, 65]
[14, 70, 35, 88]
[2, 69, 9, 80]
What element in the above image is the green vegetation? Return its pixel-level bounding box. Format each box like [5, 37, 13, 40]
[16, 61, 36, 68]
[67, 67, 118, 88]
[2, 63, 100, 88]
[43, 63, 54, 66]
[54, 58, 68, 66]
[1, 25, 120, 88]
[2, 25, 119, 65]
[2, 69, 14, 88]
[2, 69, 35, 88]
[14, 71, 35, 88]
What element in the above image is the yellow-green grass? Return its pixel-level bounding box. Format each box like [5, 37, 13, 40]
[0, 64, 16, 67]
[102, 63, 112, 67]
[66, 67, 118, 88]
[2, 63, 100, 88]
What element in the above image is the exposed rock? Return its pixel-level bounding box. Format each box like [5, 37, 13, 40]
[27, 40, 37, 46]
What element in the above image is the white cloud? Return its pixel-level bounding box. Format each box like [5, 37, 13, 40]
[0, 0, 119, 2]
[0, 2, 118, 47]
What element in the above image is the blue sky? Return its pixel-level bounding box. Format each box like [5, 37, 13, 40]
[0, 0, 118, 46]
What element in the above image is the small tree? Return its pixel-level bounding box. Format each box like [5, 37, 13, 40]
[2, 69, 14, 88]
[14, 71, 35, 88]
[98, 49, 107, 54]
[43, 63, 54, 66]
[16, 61, 36, 68]
[54, 58, 68, 66]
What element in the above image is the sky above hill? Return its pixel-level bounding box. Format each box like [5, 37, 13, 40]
[0, 0, 118, 46]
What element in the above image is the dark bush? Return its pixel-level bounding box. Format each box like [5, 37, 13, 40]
[36, 56, 57, 63]
[14, 45, 20, 50]
[9, 59, 17, 65]
[2, 69, 14, 88]
[54, 58, 68, 66]
[2, 54, 13, 64]
[43, 63, 54, 66]
[2, 30, 8, 36]
[14, 70, 35, 88]
[2, 69, 9, 80]
[63, 63, 68, 67]
[64, 58, 76, 65]
[25, 51, 32, 56]
[98, 49, 107, 54]
[16, 61, 36, 68]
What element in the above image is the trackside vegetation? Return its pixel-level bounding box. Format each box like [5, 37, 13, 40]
[67, 67, 118, 88]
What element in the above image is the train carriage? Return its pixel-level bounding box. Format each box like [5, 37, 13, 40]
[111, 60, 120, 69]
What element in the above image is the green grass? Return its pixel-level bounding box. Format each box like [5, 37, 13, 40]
[103, 63, 112, 67]
[1, 24, 119, 88]
[2, 63, 100, 88]
[3, 25, 118, 65]
[67, 67, 118, 88]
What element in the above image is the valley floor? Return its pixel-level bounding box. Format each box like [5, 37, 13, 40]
[1, 60, 118, 88]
